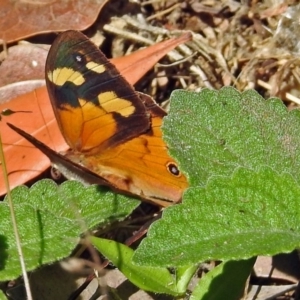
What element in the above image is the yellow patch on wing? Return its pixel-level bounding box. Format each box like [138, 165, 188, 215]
[48, 68, 85, 86]
[86, 61, 106, 74]
[98, 91, 135, 117]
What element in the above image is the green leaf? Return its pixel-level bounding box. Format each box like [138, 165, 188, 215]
[163, 88, 300, 186]
[134, 168, 300, 266]
[0, 290, 7, 300]
[0, 179, 139, 281]
[91, 237, 183, 296]
[133, 88, 300, 267]
[175, 264, 199, 293]
[190, 258, 256, 300]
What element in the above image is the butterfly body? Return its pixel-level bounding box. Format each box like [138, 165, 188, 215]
[11, 30, 188, 206]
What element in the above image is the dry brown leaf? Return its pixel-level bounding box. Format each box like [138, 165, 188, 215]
[0, 0, 108, 43]
[0, 44, 49, 87]
[0, 79, 45, 103]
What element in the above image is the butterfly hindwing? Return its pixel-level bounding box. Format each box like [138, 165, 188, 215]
[65, 93, 188, 205]
[45, 30, 150, 154]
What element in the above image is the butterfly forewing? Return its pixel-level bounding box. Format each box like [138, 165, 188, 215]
[45, 30, 150, 154]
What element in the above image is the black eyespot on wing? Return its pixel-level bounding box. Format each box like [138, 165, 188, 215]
[167, 162, 181, 177]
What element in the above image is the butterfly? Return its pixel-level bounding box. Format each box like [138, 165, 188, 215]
[8, 30, 188, 207]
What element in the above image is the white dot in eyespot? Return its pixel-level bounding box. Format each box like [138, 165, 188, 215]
[75, 55, 82, 62]
[167, 162, 180, 177]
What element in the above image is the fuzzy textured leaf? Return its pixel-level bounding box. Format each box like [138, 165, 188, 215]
[134, 88, 300, 266]
[134, 168, 300, 266]
[0, 180, 139, 280]
[163, 88, 300, 186]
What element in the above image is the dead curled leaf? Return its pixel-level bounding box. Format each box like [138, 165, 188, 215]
[0, 80, 46, 104]
[0, 0, 109, 43]
[0, 44, 49, 88]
